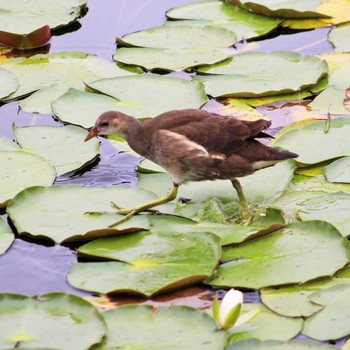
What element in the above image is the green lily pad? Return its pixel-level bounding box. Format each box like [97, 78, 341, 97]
[52, 88, 147, 128]
[207, 221, 350, 289]
[0, 135, 20, 150]
[227, 339, 339, 349]
[0, 217, 14, 255]
[68, 230, 220, 296]
[328, 22, 350, 52]
[298, 192, 350, 237]
[166, 0, 280, 40]
[96, 305, 228, 349]
[0, 0, 87, 35]
[0, 292, 106, 350]
[228, 303, 303, 343]
[196, 51, 328, 98]
[303, 284, 350, 340]
[228, 0, 329, 18]
[0, 150, 56, 207]
[0, 67, 18, 99]
[324, 156, 350, 183]
[274, 118, 350, 165]
[13, 124, 100, 176]
[113, 46, 233, 72]
[261, 267, 350, 317]
[2, 51, 132, 110]
[6, 185, 155, 243]
[86, 74, 208, 117]
[118, 24, 236, 49]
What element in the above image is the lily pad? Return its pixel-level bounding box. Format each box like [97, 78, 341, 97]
[196, 51, 328, 98]
[68, 230, 220, 296]
[274, 118, 350, 165]
[324, 156, 350, 183]
[117, 24, 236, 49]
[96, 305, 228, 349]
[228, 303, 303, 343]
[0, 135, 20, 150]
[114, 47, 233, 72]
[0, 150, 56, 207]
[0, 292, 106, 350]
[228, 339, 339, 349]
[13, 124, 100, 176]
[207, 221, 350, 289]
[0, 0, 87, 34]
[261, 267, 350, 318]
[228, 0, 329, 18]
[166, 0, 280, 40]
[303, 284, 350, 340]
[329, 23, 350, 52]
[1, 51, 132, 109]
[0, 67, 18, 99]
[86, 74, 208, 117]
[6, 185, 155, 243]
[0, 217, 14, 255]
[298, 192, 350, 237]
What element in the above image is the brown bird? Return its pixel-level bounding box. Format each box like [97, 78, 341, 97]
[85, 109, 298, 226]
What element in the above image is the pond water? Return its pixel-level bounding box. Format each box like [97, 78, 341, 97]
[0, 0, 340, 318]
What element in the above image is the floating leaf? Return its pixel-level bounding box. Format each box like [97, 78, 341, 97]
[0, 292, 106, 350]
[196, 51, 328, 98]
[114, 47, 233, 72]
[324, 157, 350, 183]
[0, 135, 20, 150]
[303, 284, 350, 340]
[2, 51, 132, 109]
[261, 268, 350, 317]
[228, 303, 303, 343]
[86, 74, 208, 117]
[208, 221, 350, 289]
[0, 217, 14, 255]
[298, 192, 350, 237]
[328, 23, 350, 52]
[0, 66, 18, 99]
[166, 0, 280, 40]
[118, 24, 236, 49]
[274, 118, 350, 165]
[68, 230, 220, 296]
[6, 185, 155, 243]
[228, 0, 329, 18]
[0, 150, 56, 207]
[0, 0, 87, 34]
[13, 124, 99, 176]
[227, 339, 339, 349]
[97, 305, 228, 349]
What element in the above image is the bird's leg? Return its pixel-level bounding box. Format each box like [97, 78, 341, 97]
[231, 178, 253, 226]
[107, 183, 179, 227]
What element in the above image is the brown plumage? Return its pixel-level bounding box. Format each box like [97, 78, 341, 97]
[85, 109, 298, 226]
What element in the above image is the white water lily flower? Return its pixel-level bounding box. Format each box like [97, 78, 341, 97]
[213, 288, 243, 329]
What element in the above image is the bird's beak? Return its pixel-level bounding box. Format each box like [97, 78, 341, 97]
[85, 127, 98, 142]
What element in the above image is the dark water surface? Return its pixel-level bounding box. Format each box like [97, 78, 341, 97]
[0, 0, 335, 310]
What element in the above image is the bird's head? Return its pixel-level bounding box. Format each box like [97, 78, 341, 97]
[85, 111, 130, 141]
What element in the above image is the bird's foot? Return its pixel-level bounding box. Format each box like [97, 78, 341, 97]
[110, 201, 135, 215]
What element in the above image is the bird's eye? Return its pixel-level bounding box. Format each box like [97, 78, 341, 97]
[101, 121, 109, 127]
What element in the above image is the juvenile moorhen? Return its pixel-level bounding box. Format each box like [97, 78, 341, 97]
[85, 109, 298, 226]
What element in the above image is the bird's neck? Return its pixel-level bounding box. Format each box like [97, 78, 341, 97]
[121, 116, 148, 156]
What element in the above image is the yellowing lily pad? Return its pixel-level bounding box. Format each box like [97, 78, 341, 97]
[6, 185, 155, 243]
[0, 150, 56, 207]
[13, 124, 100, 176]
[97, 305, 227, 349]
[68, 230, 220, 296]
[0, 292, 106, 350]
[208, 221, 350, 289]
